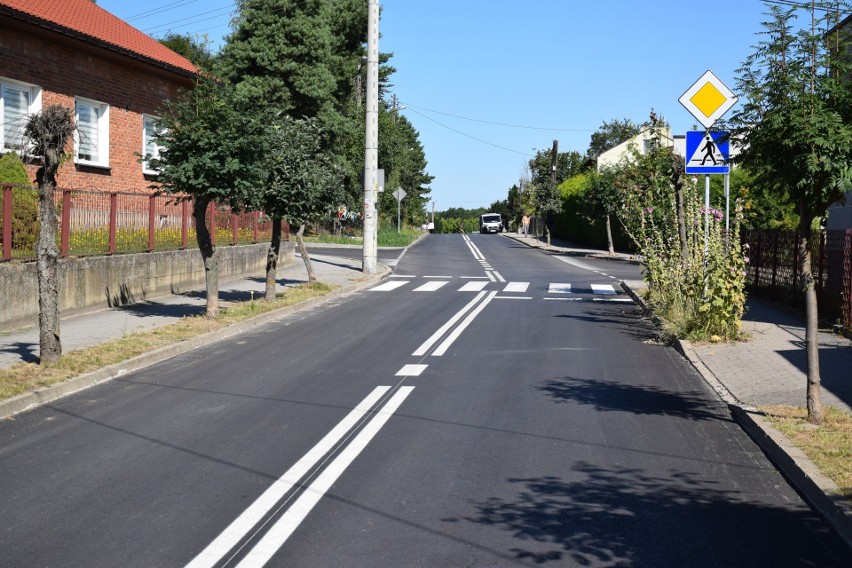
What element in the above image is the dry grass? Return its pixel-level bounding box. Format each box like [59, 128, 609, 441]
[0, 282, 335, 402]
[760, 405, 852, 501]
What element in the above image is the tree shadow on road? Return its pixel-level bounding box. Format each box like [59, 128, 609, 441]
[452, 461, 846, 566]
[538, 376, 728, 423]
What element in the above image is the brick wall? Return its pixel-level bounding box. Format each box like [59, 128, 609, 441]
[0, 19, 193, 194]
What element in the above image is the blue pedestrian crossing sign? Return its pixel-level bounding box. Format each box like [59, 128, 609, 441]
[685, 130, 730, 174]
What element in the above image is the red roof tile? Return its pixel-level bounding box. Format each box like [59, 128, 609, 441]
[0, 0, 197, 75]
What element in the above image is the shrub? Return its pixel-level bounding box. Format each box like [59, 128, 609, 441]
[0, 153, 39, 254]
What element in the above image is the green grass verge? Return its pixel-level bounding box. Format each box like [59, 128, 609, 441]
[760, 405, 852, 502]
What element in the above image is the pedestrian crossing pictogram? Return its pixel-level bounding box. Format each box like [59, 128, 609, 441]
[685, 130, 730, 174]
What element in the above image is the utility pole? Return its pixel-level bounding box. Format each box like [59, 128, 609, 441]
[362, 0, 379, 274]
[546, 139, 558, 246]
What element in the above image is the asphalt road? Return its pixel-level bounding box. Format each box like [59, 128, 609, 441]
[0, 234, 849, 567]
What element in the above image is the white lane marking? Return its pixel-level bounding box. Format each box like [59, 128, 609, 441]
[413, 292, 488, 356]
[548, 283, 572, 294]
[461, 276, 489, 280]
[495, 296, 533, 300]
[396, 364, 428, 377]
[459, 281, 489, 292]
[389, 275, 416, 279]
[433, 291, 498, 356]
[185, 387, 391, 568]
[236, 387, 415, 568]
[463, 235, 484, 260]
[492, 271, 506, 283]
[424, 275, 453, 279]
[413, 281, 448, 292]
[553, 255, 599, 272]
[370, 281, 408, 292]
[503, 282, 529, 293]
[544, 297, 583, 301]
[592, 298, 634, 303]
[486, 271, 497, 282]
[591, 284, 617, 295]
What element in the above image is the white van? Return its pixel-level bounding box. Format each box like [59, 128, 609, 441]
[479, 213, 502, 234]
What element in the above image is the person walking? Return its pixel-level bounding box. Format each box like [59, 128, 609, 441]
[522, 214, 530, 237]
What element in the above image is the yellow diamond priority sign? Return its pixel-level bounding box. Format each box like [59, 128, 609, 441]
[679, 70, 737, 129]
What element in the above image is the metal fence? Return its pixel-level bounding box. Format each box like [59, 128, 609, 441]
[1, 184, 288, 261]
[743, 229, 852, 328]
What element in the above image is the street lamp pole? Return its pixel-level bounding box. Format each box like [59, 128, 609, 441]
[362, 0, 379, 273]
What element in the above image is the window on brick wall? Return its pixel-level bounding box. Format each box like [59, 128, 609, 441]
[0, 77, 42, 152]
[75, 97, 110, 168]
[142, 114, 162, 175]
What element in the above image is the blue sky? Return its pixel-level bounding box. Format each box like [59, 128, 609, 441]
[98, 0, 781, 211]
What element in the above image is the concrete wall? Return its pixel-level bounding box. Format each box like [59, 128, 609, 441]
[0, 243, 295, 330]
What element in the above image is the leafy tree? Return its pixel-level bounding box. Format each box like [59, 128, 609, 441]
[148, 77, 273, 318]
[732, 2, 852, 423]
[23, 105, 75, 364]
[587, 117, 641, 161]
[218, 0, 366, 149]
[159, 33, 216, 71]
[261, 116, 342, 290]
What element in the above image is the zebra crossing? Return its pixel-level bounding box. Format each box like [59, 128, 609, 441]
[369, 278, 631, 301]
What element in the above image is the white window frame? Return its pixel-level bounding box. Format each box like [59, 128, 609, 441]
[0, 77, 42, 153]
[142, 114, 163, 175]
[74, 97, 110, 168]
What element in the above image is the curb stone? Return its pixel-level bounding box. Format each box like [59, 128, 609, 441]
[621, 278, 852, 551]
[0, 265, 389, 421]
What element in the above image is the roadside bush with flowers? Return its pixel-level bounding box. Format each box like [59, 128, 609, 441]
[608, 130, 747, 341]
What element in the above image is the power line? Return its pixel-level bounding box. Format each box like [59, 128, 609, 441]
[141, 5, 234, 34]
[404, 107, 534, 157]
[400, 102, 594, 132]
[125, 0, 202, 23]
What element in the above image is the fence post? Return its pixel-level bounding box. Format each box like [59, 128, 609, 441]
[793, 231, 801, 285]
[845, 230, 852, 329]
[771, 231, 779, 291]
[148, 194, 156, 252]
[2, 185, 11, 261]
[253, 211, 259, 243]
[108, 193, 117, 254]
[232, 212, 238, 245]
[754, 231, 762, 287]
[181, 200, 188, 249]
[60, 190, 71, 257]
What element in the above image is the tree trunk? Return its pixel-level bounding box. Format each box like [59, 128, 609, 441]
[265, 218, 282, 301]
[35, 149, 61, 364]
[605, 214, 615, 255]
[296, 223, 315, 283]
[193, 199, 219, 318]
[797, 210, 823, 424]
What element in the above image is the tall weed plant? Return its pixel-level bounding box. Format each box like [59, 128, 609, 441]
[616, 139, 746, 341]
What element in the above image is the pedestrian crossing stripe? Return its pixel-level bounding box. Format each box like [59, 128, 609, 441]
[414, 281, 448, 292]
[371, 280, 622, 296]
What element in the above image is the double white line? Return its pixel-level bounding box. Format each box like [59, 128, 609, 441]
[186, 386, 414, 568]
[412, 290, 497, 357]
[463, 234, 505, 282]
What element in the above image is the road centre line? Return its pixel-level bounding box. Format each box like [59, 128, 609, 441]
[412, 292, 488, 356]
[432, 291, 498, 356]
[235, 387, 415, 568]
[185, 386, 392, 568]
[492, 271, 506, 282]
[396, 364, 428, 376]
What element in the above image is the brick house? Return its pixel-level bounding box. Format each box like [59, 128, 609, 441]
[0, 0, 197, 193]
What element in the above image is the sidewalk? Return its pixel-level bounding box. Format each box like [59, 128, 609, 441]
[0, 252, 376, 371]
[508, 232, 852, 548]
